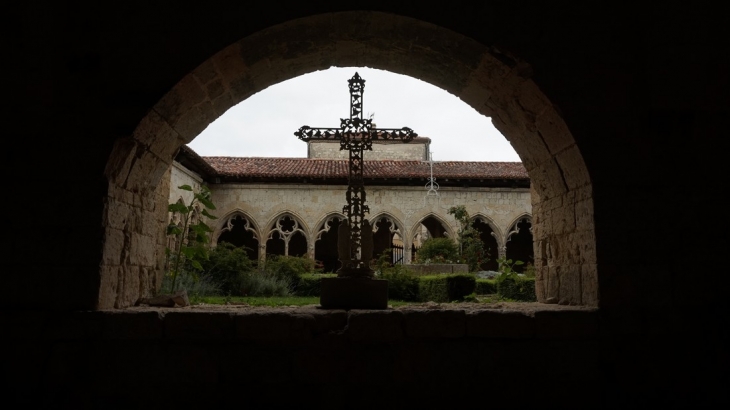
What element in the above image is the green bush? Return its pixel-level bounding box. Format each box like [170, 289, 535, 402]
[243, 271, 292, 297]
[296, 273, 338, 296]
[263, 255, 318, 291]
[200, 242, 256, 296]
[161, 269, 222, 298]
[496, 274, 536, 301]
[415, 237, 459, 263]
[448, 205, 489, 272]
[475, 278, 497, 295]
[418, 274, 476, 302]
[380, 265, 420, 301]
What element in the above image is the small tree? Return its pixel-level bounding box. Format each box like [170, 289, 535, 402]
[447, 205, 488, 272]
[200, 241, 256, 296]
[165, 184, 217, 293]
[415, 237, 459, 263]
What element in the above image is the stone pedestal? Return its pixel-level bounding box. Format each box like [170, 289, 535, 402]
[319, 277, 389, 309]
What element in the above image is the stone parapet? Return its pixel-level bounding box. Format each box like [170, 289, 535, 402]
[4, 304, 596, 343]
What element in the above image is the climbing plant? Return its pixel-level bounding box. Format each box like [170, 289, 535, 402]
[165, 184, 217, 293]
[447, 205, 488, 272]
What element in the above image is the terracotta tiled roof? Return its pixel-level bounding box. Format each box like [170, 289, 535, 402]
[203, 157, 528, 180]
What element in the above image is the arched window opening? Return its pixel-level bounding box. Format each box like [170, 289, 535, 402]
[412, 216, 450, 262]
[472, 217, 500, 272]
[217, 214, 259, 262]
[266, 215, 308, 258]
[372, 216, 403, 265]
[505, 217, 533, 273]
[314, 216, 343, 273]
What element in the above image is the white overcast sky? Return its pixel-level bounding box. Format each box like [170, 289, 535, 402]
[188, 67, 521, 162]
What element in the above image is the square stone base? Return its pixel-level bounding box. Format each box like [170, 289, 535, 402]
[319, 277, 389, 309]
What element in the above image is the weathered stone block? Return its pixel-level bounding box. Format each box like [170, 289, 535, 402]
[559, 264, 582, 305]
[403, 309, 466, 338]
[234, 311, 314, 342]
[102, 311, 163, 340]
[534, 309, 598, 339]
[297, 307, 348, 335]
[347, 310, 405, 342]
[164, 311, 233, 339]
[466, 309, 535, 338]
[320, 278, 389, 310]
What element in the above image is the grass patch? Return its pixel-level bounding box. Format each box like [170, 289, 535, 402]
[476, 294, 518, 303]
[194, 296, 319, 306]
[193, 296, 421, 307]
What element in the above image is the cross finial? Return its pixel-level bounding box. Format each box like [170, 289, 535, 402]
[423, 148, 441, 206]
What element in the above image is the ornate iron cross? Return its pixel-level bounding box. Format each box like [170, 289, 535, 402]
[295, 72, 417, 277]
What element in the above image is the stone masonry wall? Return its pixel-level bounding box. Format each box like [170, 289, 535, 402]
[194, 182, 531, 264]
[168, 161, 203, 206]
[308, 139, 429, 161]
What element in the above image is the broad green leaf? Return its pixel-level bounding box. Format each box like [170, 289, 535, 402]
[189, 224, 206, 236]
[178, 185, 193, 191]
[168, 203, 188, 213]
[191, 260, 203, 270]
[202, 209, 217, 219]
[197, 196, 216, 210]
[181, 247, 196, 259]
[166, 226, 182, 236]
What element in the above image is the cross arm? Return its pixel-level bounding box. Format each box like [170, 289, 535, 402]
[294, 126, 343, 142]
[371, 127, 417, 143]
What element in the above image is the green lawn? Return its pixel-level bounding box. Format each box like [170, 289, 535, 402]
[192, 295, 416, 307]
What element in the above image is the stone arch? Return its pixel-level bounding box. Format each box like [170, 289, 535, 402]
[313, 213, 346, 273]
[264, 212, 309, 259]
[214, 210, 260, 262]
[505, 215, 534, 273]
[410, 213, 454, 243]
[101, 11, 596, 308]
[369, 213, 406, 265]
[471, 214, 503, 272]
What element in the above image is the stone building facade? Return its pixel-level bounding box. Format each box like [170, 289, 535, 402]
[170, 138, 533, 272]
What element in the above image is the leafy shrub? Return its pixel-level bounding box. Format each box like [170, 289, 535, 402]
[380, 264, 420, 301]
[415, 237, 459, 263]
[523, 262, 536, 278]
[448, 205, 489, 272]
[296, 273, 338, 296]
[243, 271, 292, 297]
[418, 274, 476, 302]
[200, 242, 256, 296]
[161, 269, 221, 298]
[496, 274, 536, 301]
[475, 278, 497, 295]
[263, 255, 319, 291]
[494, 257, 535, 301]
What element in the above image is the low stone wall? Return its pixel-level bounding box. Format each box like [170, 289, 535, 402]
[405, 263, 469, 274]
[4, 305, 722, 407]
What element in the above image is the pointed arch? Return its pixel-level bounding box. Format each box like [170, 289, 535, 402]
[505, 214, 534, 273]
[265, 212, 309, 258]
[369, 213, 406, 265]
[215, 210, 261, 262]
[314, 212, 347, 241]
[409, 213, 455, 244]
[314, 212, 346, 272]
[471, 213, 502, 271]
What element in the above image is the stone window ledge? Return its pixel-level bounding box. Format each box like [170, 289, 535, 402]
[4, 303, 599, 342]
